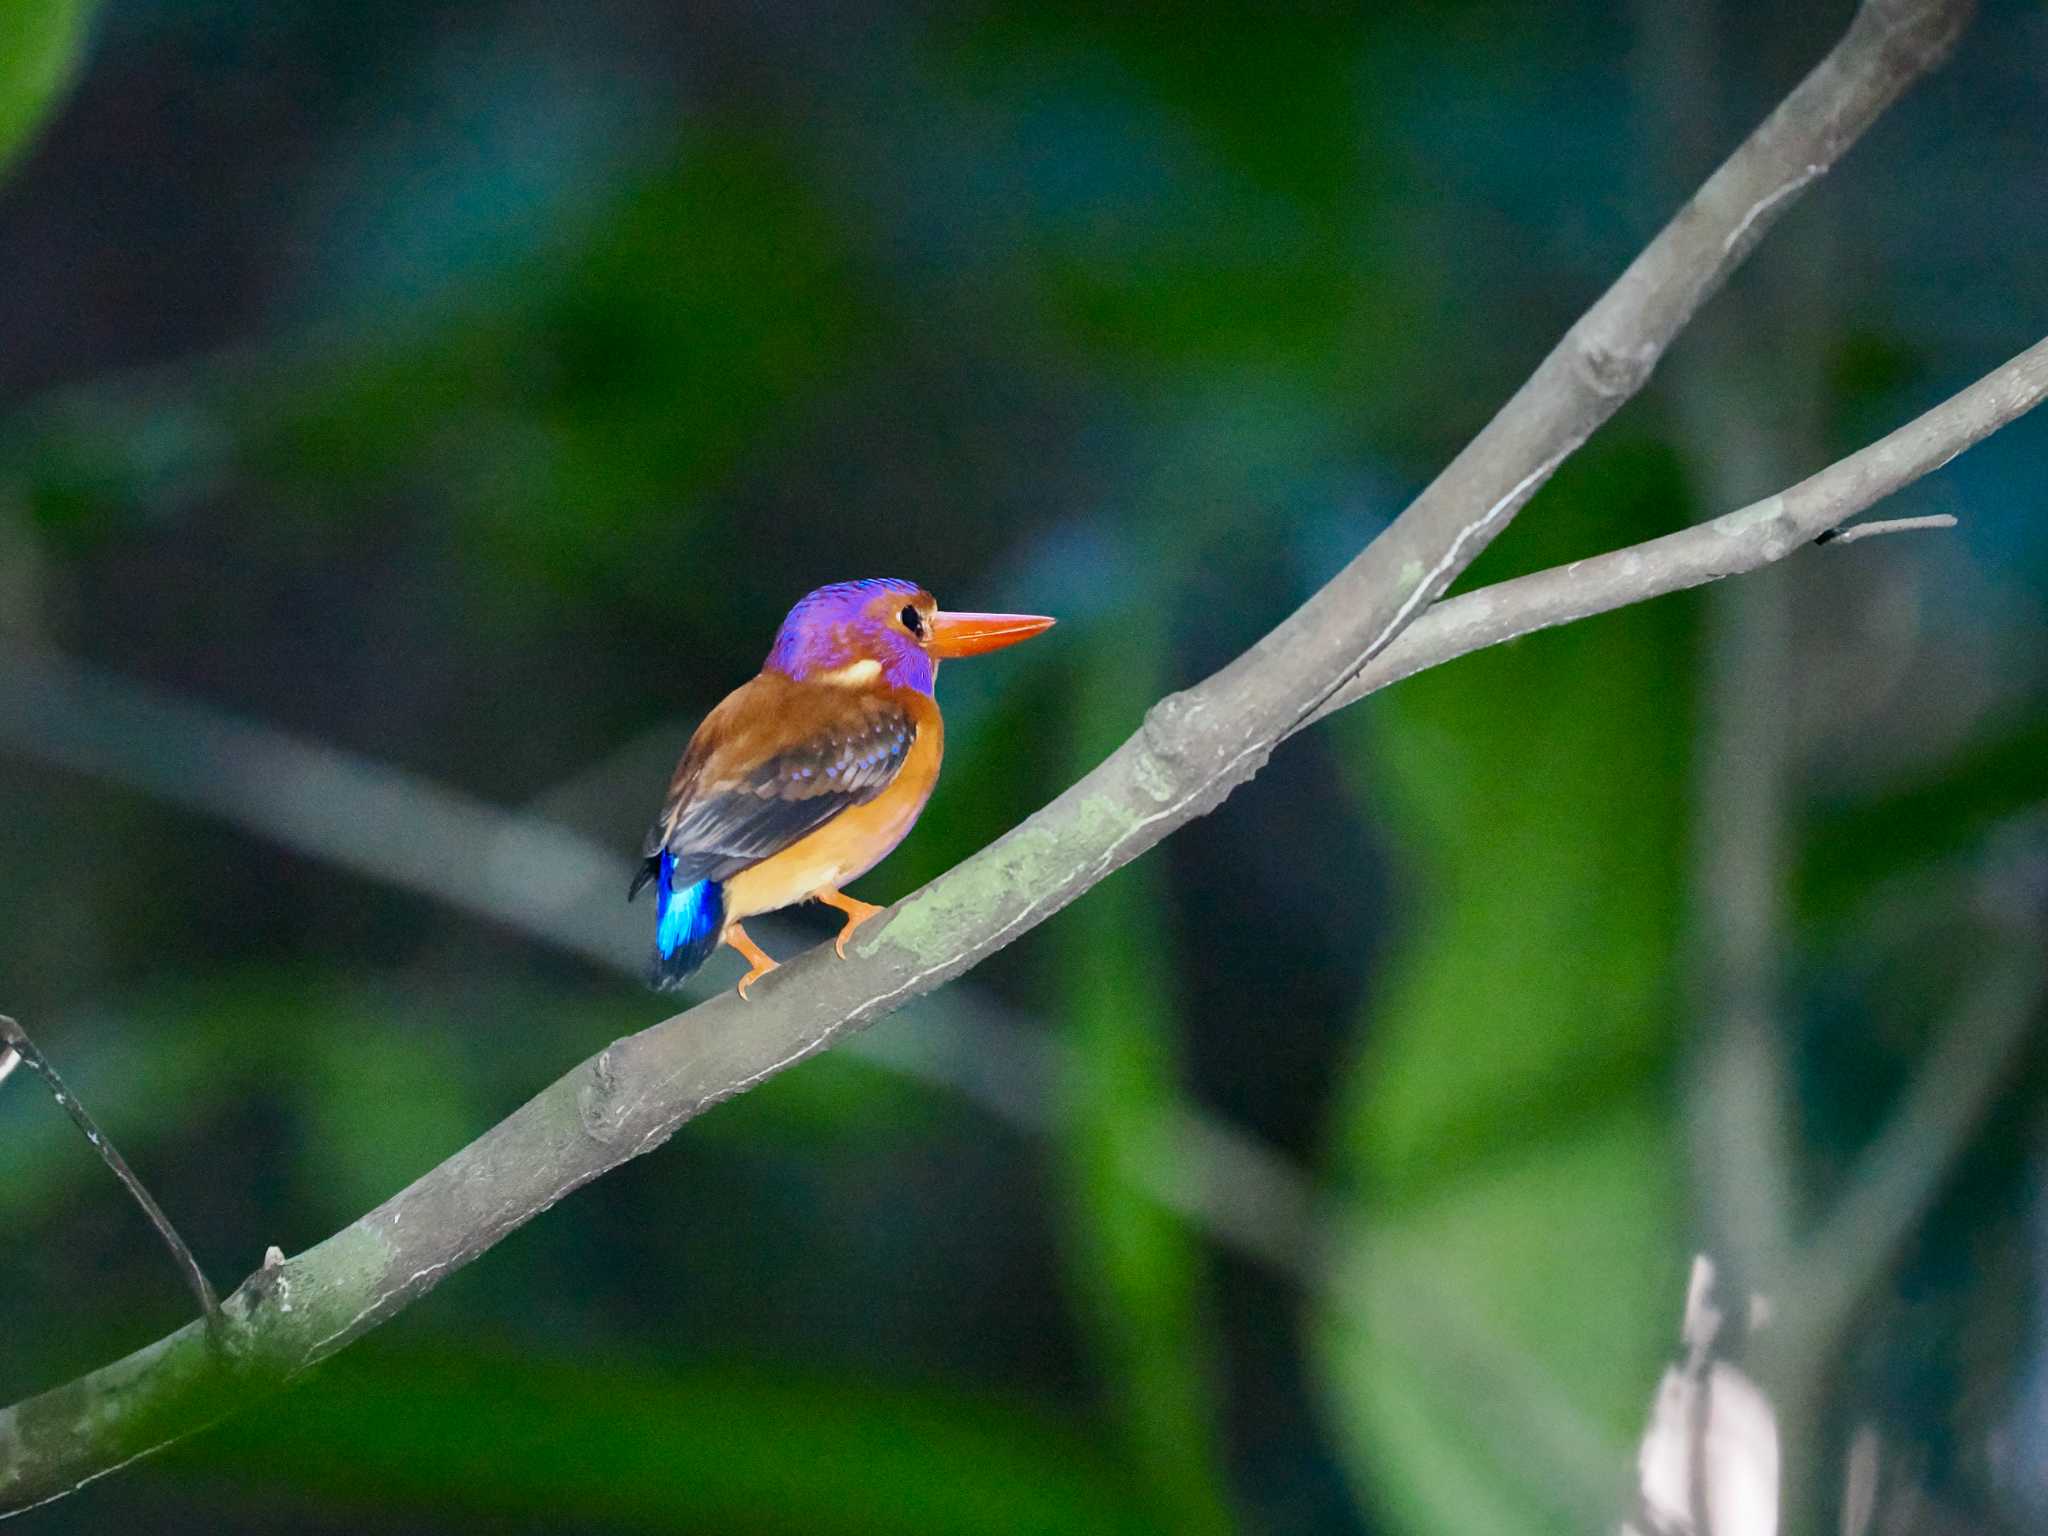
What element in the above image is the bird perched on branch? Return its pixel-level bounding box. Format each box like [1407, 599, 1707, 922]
[630, 578, 1054, 997]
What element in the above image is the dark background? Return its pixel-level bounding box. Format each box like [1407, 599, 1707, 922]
[3, 1, 2045, 1532]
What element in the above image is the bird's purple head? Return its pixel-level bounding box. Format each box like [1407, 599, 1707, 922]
[765, 578, 939, 694]
[764, 578, 1056, 694]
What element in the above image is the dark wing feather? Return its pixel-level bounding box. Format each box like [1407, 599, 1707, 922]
[634, 679, 916, 893]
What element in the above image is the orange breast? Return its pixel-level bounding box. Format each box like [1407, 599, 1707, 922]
[723, 693, 943, 920]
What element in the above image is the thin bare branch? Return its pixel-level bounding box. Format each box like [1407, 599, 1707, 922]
[1813, 512, 1957, 544]
[0, 1017, 222, 1336]
[1769, 888, 2046, 1386]
[1312, 335, 2045, 719]
[0, 0, 1978, 1511]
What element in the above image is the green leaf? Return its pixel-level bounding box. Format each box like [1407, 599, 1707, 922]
[1313, 443, 1693, 1536]
[1051, 621, 1233, 1534]
[0, 0, 96, 178]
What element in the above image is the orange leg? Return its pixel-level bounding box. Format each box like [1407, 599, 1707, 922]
[722, 922, 778, 1000]
[815, 889, 884, 958]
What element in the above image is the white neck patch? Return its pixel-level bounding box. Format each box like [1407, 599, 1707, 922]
[816, 659, 883, 687]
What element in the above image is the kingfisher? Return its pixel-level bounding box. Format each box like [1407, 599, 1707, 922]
[630, 578, 1055, 997]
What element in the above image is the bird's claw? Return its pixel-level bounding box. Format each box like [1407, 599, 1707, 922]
[735, 958, 777, 1001]
[819, 891, 885, 960]
[725, 921, 778, 1001]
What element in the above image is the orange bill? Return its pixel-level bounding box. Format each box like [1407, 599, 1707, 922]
[927, 610, 1056, 658]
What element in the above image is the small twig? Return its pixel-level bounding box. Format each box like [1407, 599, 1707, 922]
[1813, 512, 1957, 545]
[0, 1016, 223, 1338]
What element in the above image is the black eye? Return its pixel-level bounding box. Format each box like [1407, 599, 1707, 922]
[901, 606, 925, 637]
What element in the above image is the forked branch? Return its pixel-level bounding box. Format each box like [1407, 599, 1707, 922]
[0, 0, 1982, 1513]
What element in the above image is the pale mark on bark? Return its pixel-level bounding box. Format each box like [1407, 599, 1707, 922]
[1722, 164, 1824, 254]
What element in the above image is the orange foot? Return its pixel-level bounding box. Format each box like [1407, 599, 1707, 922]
[723, 922, 778, 1000]
[815, 889, 884, 958]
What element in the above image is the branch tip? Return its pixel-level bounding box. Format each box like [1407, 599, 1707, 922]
[1814, 512, 1958, 546]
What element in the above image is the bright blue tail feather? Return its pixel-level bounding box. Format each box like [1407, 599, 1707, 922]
[652, 852, 725, 988]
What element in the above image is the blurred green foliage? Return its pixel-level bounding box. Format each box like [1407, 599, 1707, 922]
[0, 0, 94, 177]
[1318, 444, 1694, 1534]
[3, 1, 2047, 1534]
[188, 1348, 1162, 1536]
[1057, 624, 1232, 1535]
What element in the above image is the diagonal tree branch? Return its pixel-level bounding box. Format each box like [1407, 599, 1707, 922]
[1767, 859, 2048, 1401]
[0, 388, 2015, 1185]
[3, 339, 2024, 1341]
[0, 0, 1981, 1512]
